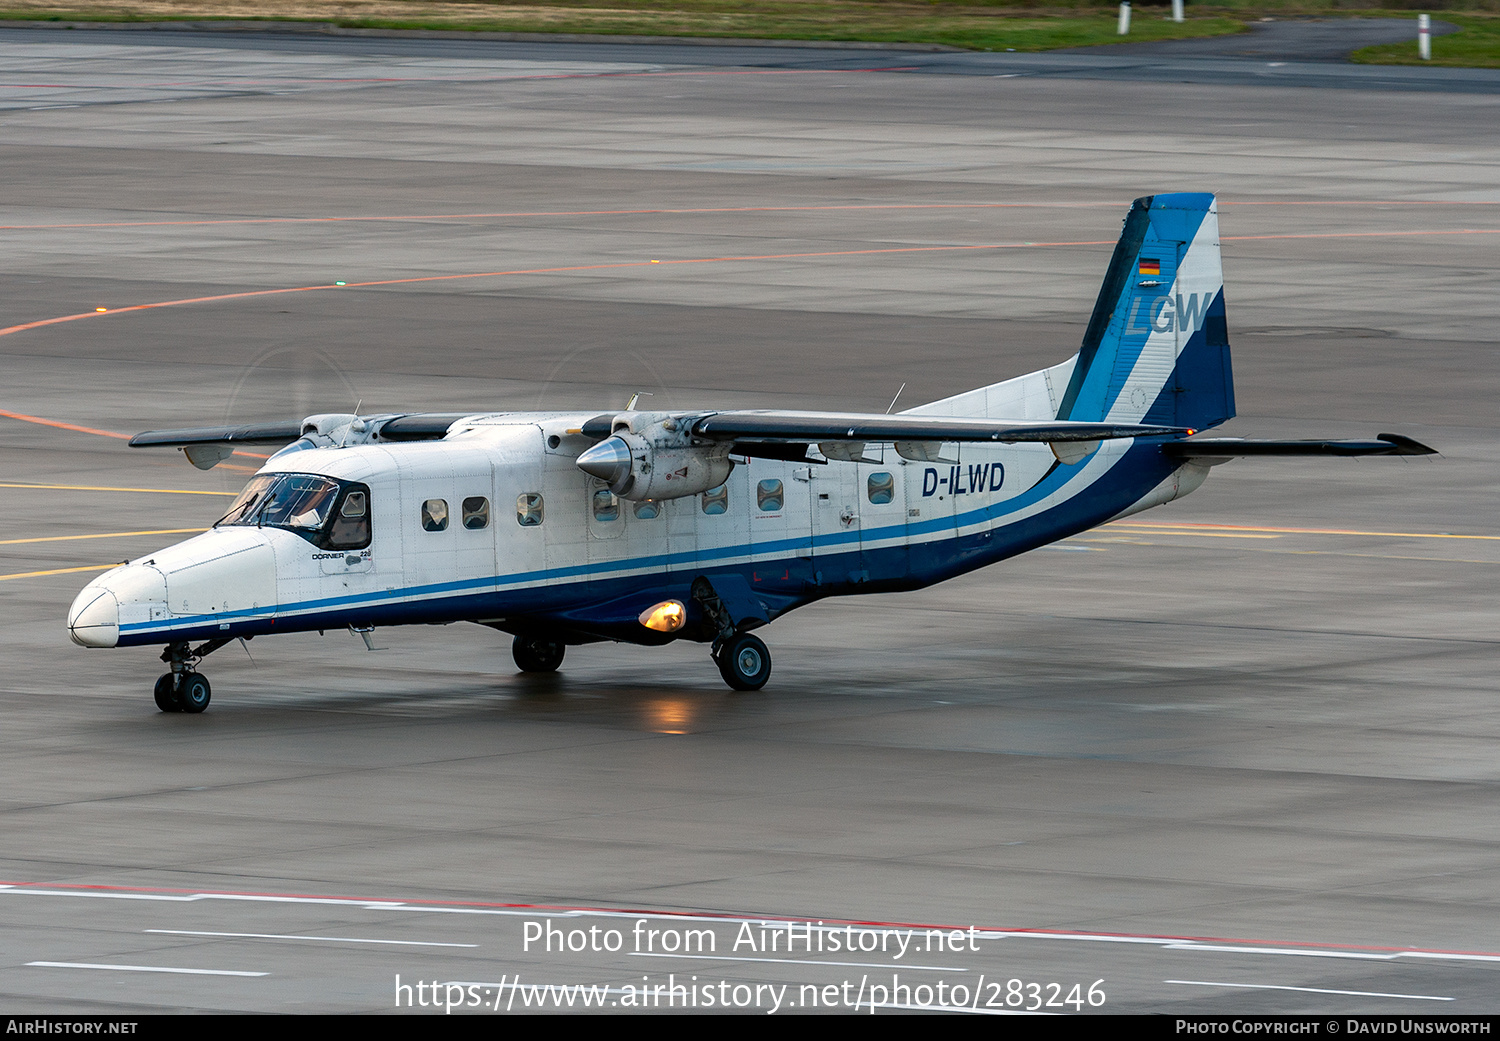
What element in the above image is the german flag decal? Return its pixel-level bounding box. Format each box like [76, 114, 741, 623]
[1138, 258, 1161, 275]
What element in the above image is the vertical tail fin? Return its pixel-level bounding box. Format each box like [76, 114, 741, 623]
[1055, 193, 1235, 430]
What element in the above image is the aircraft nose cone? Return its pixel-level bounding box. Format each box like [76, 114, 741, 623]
[576, 436, 634, 494]
[67, 586, 120, 648]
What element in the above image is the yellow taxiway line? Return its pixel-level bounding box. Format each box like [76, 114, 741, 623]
[0, 564, 118, 582]
[1107, 522, 1498, 541]
[0, 482, 236, 497]
[0, 528, 207, 547]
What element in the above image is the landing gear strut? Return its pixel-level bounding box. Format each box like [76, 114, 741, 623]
[693, 577, 772, 691]
[154, 638, 229, 713]
[512, 634, 565, 673]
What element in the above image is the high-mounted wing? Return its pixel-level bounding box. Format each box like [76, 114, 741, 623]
[127, 421, 305, 448]
[127, 412, 474, 469]
[575, 408, 1192, 500]
[687, 410, 1189, 445]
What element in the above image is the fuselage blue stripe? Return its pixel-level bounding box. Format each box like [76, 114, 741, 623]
[118, 446, 1137, 637]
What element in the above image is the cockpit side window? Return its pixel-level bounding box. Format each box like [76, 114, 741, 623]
[326, 486, 371, 549]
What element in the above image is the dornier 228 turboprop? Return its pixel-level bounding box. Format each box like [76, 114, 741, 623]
[66, 194, 1434, 712]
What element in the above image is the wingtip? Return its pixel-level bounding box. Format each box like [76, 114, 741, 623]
[1377, 433, 1439, 456]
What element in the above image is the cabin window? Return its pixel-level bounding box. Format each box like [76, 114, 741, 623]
[632, 499, 661, 520]
[422, 499, 449, 532]
[592, 488, 620, 523]
[326, 487, 371, 549]
[756, 479, 784, 512]
[701, 484, 729, 516]
[462, 496, 490, 530]
[867, 472, 896, 505]
[516, 493, 544, 527]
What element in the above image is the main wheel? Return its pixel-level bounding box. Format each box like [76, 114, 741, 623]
[153, 673, 181, 713]
[714, 632, 771, 691]
[178, 672, 211, 713]
[512, 635, 565, 673]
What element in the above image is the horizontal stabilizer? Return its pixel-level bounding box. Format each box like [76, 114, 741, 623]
[1162, 433, 1436, 459]
[691, 411, 1188, 445]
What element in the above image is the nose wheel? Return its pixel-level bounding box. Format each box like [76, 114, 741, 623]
[513, 634, 565, 673]
[153, 671, 211, 713]
[153, 673, 179, 712]
[713, 632, 771, 691]
[154, 638, 229, 713]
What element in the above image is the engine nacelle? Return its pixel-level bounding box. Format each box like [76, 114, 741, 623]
[575, 414, 734, 501]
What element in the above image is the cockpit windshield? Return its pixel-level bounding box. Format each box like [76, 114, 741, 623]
[218, 473, 370, 549]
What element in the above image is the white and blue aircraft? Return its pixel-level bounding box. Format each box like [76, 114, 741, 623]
[66, 193, 1433, 711]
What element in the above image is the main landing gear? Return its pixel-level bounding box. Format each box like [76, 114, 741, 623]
[154, 638, 230, 713]
[513, 634, 565, 673]
[694, 577, 772, 691]
[713, 631, 772, 691]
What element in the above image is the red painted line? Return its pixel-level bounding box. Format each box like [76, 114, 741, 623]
[1226, 229, 1500, 242]
[0, 408, 126, 440]
[6, 200, 1492, 233]
[0, 239, 1119, 341]
[2, 879, 1495, 959]
[0, 409, 268, 459]
[0, 202, 1123, 232]
[1219, 200, 1500, 206]
[3, 227, 1490, 345]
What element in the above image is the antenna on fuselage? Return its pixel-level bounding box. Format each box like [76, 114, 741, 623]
[885, 382, 907, 415]
[625, 391, 653, 411]
[339, 400, 364, 448]
[349, 624, 380, 651]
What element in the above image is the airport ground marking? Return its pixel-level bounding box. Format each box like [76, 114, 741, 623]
[0, 528, 206, 547]
[4, 199, 1493, 233]
[630, 951, 966, 972]
[1164, 943, 1396, 961]
[0, 407, 126, 439]
[0, 409, 268, 459]
[0, 482, 236, 496]
[27, 961, 267, 977]
[1166, 980, 1452, 1001]
[1089, 530, 1281, 539]
[3, 228, 1495, 343]
[1108, 521, 1500, 541]
[0, 564, 118, 582]
[4, 881, 1500, 964]
[0, 201, 1136, 230]
[145, 929, 476, 948]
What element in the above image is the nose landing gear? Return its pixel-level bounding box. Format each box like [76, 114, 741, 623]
[512, 634, 565, 673]
[154, 638, 230, 713]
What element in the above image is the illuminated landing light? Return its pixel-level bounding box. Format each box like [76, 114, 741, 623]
[95, 307, 107, 312]
[639, 600, 686, 633]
